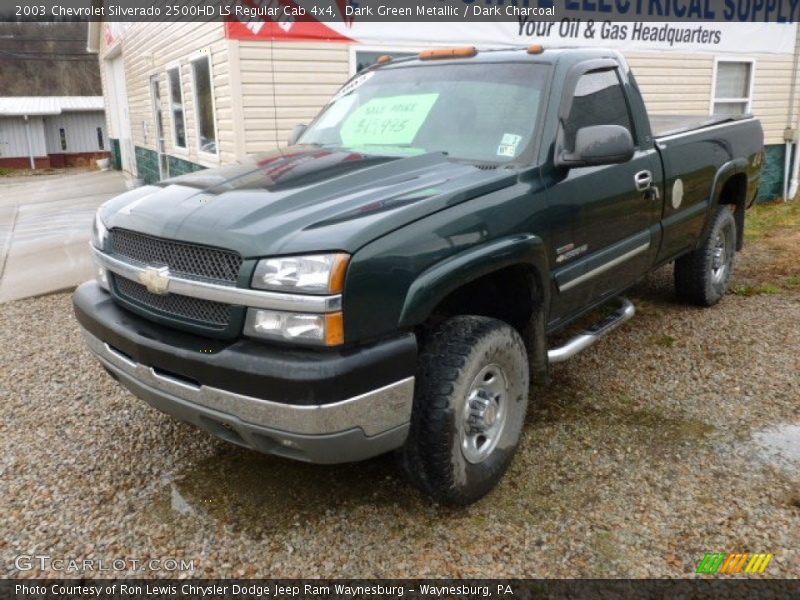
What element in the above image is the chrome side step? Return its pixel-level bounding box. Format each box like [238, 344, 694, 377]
[547, 298, 636, 364]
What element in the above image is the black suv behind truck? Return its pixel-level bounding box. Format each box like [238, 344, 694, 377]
[74, 47, 763, 504]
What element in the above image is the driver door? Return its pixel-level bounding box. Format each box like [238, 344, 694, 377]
[547, 67, 662, 326]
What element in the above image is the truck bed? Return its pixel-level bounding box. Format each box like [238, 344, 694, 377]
[650, 114, 753, 139]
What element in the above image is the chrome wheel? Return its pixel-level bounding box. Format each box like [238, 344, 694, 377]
[710, 226, 733, 284]
[400, 316, 530, 505]
[460, 364, 508, 464]
[675, 206, 738, 307]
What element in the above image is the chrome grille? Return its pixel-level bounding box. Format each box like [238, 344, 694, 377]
[110, 229, 242, 284]
[114, 276, 231, 328]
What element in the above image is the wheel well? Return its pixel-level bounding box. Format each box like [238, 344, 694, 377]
[422, 264, 542, 339]
[717, 173, 747, 251]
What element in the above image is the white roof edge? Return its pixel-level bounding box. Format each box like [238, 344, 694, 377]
[0, 96, 105, 117]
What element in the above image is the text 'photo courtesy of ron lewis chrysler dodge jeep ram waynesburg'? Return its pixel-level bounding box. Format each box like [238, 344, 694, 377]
[73, 46, 764, 505]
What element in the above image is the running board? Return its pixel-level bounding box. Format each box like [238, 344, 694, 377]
[547, 298, 636, 364]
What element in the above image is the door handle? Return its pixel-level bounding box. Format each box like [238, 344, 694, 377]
[634, 170, 653, 192]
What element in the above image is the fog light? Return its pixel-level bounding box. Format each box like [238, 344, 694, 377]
[244, 309, 343, 347]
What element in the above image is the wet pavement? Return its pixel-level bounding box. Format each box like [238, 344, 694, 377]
[0, 170, 128, 302]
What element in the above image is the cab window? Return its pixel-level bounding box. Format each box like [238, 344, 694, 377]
[564, 69, 633, 151]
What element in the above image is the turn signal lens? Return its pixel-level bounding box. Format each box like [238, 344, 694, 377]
[419, 47, 478, 60]
[324, 312, 344, 347]
[91, 212, 108, 250]
[376, 55, 393, 65]
[527, 44, 545, 55]
[328, 254, 349, 294]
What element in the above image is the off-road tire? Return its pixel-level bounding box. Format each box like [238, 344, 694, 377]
[398, 316, 529, 505]
[674, 206, 737, 306]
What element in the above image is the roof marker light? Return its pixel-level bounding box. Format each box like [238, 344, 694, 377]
[419, 47, 478, 60]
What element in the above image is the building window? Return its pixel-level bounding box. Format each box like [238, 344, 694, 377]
[713, 60, 754, 115]
[191, 54, 217, 155]
[59, 128, 67, 151]
[167, 66, 187, 149]
[354, 50, 415, 73]
[97, 127, 104, 150]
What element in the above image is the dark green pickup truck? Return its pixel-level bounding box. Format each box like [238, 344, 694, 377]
[74, 47, 763, 504]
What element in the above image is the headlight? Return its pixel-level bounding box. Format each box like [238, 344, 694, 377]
[244, 309, 344, 347]
[91, 212, 108, 250]
[252, 253, 349, 294]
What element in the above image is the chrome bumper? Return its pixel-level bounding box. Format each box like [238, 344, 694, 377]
[81, 328, 414, 463]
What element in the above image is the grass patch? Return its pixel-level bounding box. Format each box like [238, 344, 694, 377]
[591, 531, 622, 565]
[731, 283, 784, 296]
[620, 409, 716, 441]
[783, 275, 800, 288]
[746, 200, 800, 241]
[0, 167, 60, 177]
[651, 334, 676, 347]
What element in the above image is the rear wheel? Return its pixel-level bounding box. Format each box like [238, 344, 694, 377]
[399, 316, 529, 505]
[674, 206, 737, 306]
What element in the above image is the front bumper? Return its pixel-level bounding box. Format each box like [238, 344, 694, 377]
[73, 282, 416, 463]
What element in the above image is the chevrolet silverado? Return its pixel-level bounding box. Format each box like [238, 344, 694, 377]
[73, 46, 763, 505]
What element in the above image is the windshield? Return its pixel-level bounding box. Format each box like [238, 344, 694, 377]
[299, 62, 549, 165]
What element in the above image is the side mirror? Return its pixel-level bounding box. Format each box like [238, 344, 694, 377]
[287, 124, 307, 146]
[556, 124, 634, 168]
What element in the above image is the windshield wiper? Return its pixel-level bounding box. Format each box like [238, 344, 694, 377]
[357, 143, 417, 147]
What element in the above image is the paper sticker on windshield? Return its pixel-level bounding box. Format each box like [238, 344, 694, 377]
[329, 71, 374, 104]
[340, 93, 440, 147]
[497, 133, 523, 158]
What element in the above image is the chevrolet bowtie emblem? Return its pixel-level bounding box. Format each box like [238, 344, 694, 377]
[139, 266, 171, 295]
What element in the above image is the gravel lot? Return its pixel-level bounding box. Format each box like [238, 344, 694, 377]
[1, 207, 798, 579]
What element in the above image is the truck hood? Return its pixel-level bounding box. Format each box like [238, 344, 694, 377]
[102, 147, 518, 258]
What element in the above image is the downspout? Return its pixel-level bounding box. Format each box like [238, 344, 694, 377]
[86, 21, 101, 53]
[790, 137, 800, 200]
[23, 115, 35, 170]
[785, 24, 800, 201]
[784, 140, 792, 201]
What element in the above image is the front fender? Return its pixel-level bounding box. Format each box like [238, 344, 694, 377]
[398, 234, 549, 328]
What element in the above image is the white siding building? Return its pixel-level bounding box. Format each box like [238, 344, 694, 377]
[88, 20, 800, 200]
[0, 96, 109, 169]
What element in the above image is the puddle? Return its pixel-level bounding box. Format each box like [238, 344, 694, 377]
[751, 424, 800, 473]
[145, 447, 424, 536]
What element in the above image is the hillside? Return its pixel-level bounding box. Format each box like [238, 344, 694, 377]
[0, 22, 100, 96]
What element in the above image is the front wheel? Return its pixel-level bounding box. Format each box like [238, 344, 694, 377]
[674, 206, 737, 306]
[398, 316, 529, 506]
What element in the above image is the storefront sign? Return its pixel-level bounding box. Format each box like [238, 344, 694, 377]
[226, 17, 797, 55]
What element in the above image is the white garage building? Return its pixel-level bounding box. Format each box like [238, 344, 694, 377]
[0, 96, 110, 170]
